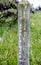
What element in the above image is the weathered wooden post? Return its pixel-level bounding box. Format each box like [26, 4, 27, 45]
[18, 0, 30, 65]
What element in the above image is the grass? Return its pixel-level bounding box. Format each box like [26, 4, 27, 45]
[0, 11, 41, 65]
[0, 24, 18, 65]
[30, 11, 41, 65]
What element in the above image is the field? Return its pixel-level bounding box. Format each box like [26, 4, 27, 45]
[0, 11, 41, 65]
[30, 11, 41, 65]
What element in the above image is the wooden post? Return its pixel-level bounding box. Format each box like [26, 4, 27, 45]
[18, 0, 30, 65]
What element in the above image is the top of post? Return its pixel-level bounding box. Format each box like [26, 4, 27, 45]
[16, 0, 31, 6]
[16, 0, 28, 2]
[16, 0, 30, 4]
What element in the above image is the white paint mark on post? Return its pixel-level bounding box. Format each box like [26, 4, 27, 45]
[18, 0, 30, 65]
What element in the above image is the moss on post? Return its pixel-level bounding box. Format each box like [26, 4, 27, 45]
[18, 0, 30, 65]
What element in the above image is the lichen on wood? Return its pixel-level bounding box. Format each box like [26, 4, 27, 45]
[18, 0, 30, 65]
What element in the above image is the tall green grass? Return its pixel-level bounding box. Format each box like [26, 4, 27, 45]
[0, 11, 41, 65]
[0, 24, 18, 65]
[30, 11, 41, 65]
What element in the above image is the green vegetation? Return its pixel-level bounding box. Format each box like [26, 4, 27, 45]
[30, 11, 41, 65]
[0, 11, 41, 65]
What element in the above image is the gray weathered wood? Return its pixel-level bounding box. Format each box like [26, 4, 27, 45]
[18, 0, 30, 65]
